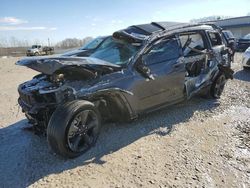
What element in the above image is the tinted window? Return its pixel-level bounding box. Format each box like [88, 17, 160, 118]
[208, 32, 222, 46]
[144, 38, 180, 65]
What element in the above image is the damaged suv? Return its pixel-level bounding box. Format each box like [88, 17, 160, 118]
[17, 22, 233, 158]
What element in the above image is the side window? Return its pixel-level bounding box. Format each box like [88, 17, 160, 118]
[144, 38, 180, 65]
[208, 32, 222, 46]
[179, 33, 205, 57]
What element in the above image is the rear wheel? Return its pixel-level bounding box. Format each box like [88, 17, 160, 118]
[243, 66, 250, 70]
[210, 73, 226, 98]
[47, 100, 101, 158]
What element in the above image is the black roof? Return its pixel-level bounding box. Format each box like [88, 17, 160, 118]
[113, 22, 216, 43]
[123, 22, 188, 36]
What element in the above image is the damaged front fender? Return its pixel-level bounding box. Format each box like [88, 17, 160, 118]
[77, 87, 136, 121]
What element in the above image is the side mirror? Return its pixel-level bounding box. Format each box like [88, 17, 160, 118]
[136, 56, 154, 80]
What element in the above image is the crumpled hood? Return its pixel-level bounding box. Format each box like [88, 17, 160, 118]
[16, 56, 121, 75]
[61, 49, 87, 57]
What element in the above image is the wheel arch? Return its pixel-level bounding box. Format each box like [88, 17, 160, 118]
[81, 88, 136, 122]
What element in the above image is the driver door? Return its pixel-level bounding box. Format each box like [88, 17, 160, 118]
[134, 37, 186, 111]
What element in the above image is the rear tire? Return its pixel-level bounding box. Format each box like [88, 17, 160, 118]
[210, 73, 226, 99]
[47, 100, 101, 158]
[243, 66, 250, 70]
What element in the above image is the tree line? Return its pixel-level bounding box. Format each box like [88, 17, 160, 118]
[55, 37, 92, 49]
[0, 36, 93, 49]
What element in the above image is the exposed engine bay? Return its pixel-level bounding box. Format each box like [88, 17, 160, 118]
[17, 57, 123, 133]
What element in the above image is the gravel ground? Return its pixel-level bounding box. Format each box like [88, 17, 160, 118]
[0, 54, 249, 188]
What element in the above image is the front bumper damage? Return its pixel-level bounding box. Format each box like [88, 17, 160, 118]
[18, 84, 56, 133]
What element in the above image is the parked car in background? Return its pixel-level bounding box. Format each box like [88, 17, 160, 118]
[237, 33, 250, 52]
[242, 47, 250, 69]
[17, 22, 233, 158]
[26, 45, 54, 56]
[62, 36, 109, 57]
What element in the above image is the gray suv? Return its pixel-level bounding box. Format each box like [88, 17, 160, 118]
[17, 22, 233, 158]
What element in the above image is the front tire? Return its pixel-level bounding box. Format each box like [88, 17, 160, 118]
[47, 100, 101, 158]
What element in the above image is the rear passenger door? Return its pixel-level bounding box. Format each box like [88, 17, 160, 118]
[179, 32, 208, 77]
[207, 31, 228, 64]
[179, 31, 211, 97]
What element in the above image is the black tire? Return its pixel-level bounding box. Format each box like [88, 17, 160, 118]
[34, 52, 39, 56]
[210, 73, 226, 99]
[47, 100, 101, 158]
[243, 66, 250, 70]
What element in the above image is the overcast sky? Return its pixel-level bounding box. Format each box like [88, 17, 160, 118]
[0, 0, 249, 44]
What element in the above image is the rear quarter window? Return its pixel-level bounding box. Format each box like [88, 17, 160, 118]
[208, 32, 222, 46]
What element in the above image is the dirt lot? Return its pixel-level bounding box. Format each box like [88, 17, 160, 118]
[0, 54, 250, 188]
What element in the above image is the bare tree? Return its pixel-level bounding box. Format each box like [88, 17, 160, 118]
[56, 37, 93, 49]
[0, 38, 6, 47]
[9, 36, 18, 47]
[0, 36, 93, 48]
[81, 37, 93, 46]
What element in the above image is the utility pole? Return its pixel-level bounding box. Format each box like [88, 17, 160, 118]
[48, 38, 50, 46]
